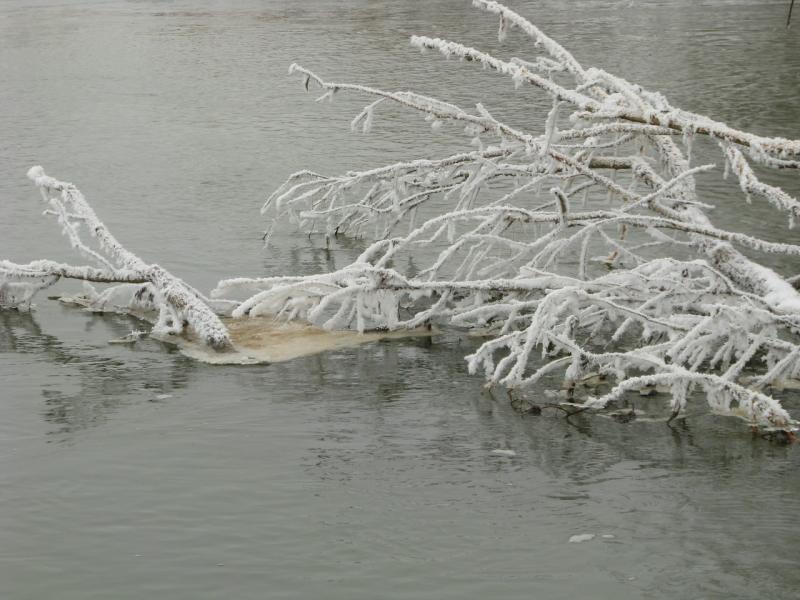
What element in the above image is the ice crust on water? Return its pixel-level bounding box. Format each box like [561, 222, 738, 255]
[176, 318, 433, 365]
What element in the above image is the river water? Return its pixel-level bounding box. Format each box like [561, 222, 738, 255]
[1, 1, 799, 598]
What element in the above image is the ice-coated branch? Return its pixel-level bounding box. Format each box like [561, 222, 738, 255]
[472, 0, 587, 77]
[1, 168, 232, 349]
[455, 4, 800, 163]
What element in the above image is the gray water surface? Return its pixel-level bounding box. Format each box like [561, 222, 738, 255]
[2, 1, 800, 598]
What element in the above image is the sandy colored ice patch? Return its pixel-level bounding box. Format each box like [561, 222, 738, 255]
[175, 317, 432, 364]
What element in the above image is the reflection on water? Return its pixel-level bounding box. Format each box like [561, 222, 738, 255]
[0, 309, 195, 436]
[1, 1, 800, 599]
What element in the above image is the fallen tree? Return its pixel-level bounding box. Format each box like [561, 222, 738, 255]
[3, 1, 799, 432]
[2, 167, 232, 350]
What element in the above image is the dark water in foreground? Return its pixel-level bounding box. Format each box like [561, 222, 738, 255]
[1, 1, 800, 598]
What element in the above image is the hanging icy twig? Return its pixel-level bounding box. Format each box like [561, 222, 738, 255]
[723, 144, 800, 227]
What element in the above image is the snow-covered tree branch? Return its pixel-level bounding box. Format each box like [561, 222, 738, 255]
[3, 1, 800, 433]
[1, 168, 232, 350]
